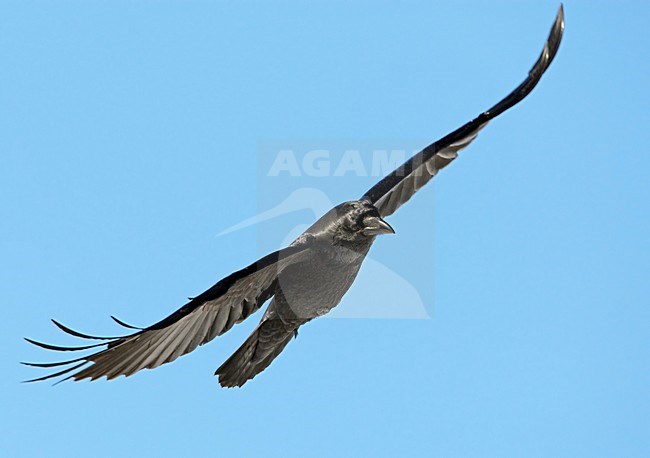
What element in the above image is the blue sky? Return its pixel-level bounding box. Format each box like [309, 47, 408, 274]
[2, 1, 649, 456]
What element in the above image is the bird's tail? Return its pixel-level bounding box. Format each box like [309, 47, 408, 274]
[216, 318, 299, 388]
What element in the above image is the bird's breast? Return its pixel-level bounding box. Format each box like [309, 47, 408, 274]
[272, 246, 368, 320]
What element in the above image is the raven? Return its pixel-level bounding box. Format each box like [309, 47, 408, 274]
[24, 6, 564, 388]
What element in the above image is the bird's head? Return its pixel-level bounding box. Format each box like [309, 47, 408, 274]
[304, 200, 395, 249]
[328, 200, 395, 243]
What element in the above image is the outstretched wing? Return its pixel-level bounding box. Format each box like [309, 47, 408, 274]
[23, 243, 312, 383]
[362, 5, 564, 217]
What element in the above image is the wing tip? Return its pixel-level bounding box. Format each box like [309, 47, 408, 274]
[549, 4, 565, 59]
[110, 315, 144, 330]
[20, 361, 89, 384]
[51, 318, 124, 340]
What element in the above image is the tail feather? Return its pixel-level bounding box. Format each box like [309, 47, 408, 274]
[216, 319, 298, 388]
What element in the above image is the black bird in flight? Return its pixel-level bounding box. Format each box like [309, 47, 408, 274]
[24, 6, 564, 388]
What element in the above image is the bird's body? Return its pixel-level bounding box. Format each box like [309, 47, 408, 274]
[218, 201, 380, 386]
[24, 6, 565, 388]
[274, 244, 366, 320]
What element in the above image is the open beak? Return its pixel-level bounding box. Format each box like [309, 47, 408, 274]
[362, 216, 395, 236]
